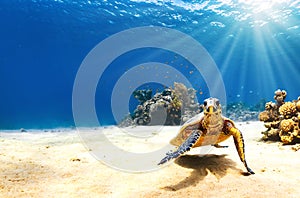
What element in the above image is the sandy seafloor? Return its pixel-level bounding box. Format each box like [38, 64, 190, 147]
[0, 121, 299, 198]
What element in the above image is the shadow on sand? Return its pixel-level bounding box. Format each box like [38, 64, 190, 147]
[163, 154, 242, 191]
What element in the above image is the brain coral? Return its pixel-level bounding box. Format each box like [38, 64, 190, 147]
[279, 102, 297, 118]
[280, 119, 294, 133]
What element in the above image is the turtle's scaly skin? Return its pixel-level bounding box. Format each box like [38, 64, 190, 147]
[158, 97, 255, 175]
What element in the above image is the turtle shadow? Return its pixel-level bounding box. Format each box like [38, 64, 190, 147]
[162, 154, 241, 191]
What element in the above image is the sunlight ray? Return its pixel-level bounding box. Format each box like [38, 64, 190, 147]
[252, 28, 278, 99]
[262, 28, 300, 98]
[215, 25, 247, 100]
[216, 25, 244, 75]
[238, 32, 251, 102]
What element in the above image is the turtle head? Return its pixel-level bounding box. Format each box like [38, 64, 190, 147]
[203, 97, 222, 115]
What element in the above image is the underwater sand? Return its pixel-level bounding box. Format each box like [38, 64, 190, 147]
[0, 122, 299, 198]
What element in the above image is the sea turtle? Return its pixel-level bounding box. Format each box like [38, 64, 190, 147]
[158, 97, 255, 174]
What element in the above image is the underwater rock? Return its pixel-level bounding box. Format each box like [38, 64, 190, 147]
[20, 128, 27, 132]
[259, 89, 300, 145]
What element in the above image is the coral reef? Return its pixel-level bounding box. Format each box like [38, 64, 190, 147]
[120, 83, 265, 127]
[226, 102, 261, 122]
[173, 82, 201, 123]
[279, 102, 297, 119]
[119, 82, 201, 127]
[133, 89, 152, 104]
[259, 89, 300, 144]
[130, 86, 182, 125]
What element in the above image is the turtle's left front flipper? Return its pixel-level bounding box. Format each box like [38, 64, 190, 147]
[158, 130, 202, 165]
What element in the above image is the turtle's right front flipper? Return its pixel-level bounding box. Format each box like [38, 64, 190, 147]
[158, 130, 202, 165]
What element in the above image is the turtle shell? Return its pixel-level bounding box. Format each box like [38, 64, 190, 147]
[170, 112, 204, 146]
[170, 112, 231, 147]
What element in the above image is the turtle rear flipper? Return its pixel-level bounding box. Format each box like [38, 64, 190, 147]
[158, 130, 202, 165]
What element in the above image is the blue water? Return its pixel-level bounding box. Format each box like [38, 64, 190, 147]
[0, 0, 299, 129]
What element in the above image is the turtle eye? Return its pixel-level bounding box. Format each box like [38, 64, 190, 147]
[215, 100, 220, 106]
[203, 101, 207, 106]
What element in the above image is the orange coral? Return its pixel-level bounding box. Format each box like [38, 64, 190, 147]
[278, 118, 299, 144]
[259, 111, 270, 122]
[260, 90, 300, 145]
[280, 135, 294, 145]
[279, 102, 297, 118]
[280, 119, 294, 133]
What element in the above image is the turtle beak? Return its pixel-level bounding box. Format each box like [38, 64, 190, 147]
[208, 106, 214, 113]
